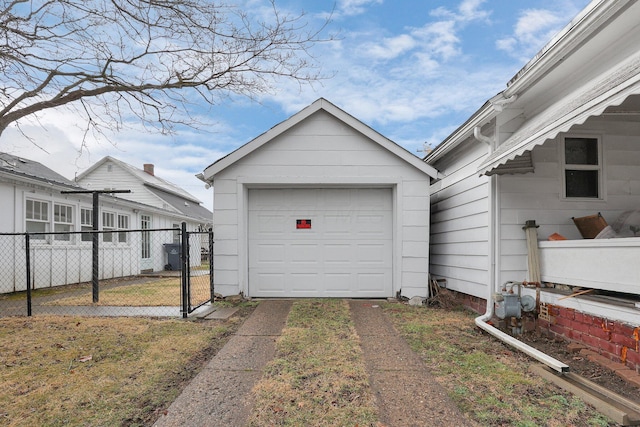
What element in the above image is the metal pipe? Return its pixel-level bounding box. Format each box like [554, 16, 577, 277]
[475, 295, 569, 373]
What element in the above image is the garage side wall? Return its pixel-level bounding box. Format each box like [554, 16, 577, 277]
[211, 110, 431, 298]
[429, 139, 491, 299]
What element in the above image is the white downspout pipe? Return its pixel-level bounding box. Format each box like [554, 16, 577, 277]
[474, 300, 569, 373]
[473, 122, 569, 374]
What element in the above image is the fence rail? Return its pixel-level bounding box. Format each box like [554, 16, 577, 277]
[0, 224, 213, 318]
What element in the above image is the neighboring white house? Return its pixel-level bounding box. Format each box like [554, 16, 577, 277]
[425, 1, 640, 369]
[199, 98, 438, 299]
[0, 153, 211, 293]
[76, 156, 212, 232]
[76, 156, 213, 271]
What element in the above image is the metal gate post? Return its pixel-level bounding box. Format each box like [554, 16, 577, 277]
[180, 222, 188, 318]
[208, 229, 214, 301]
[25, 233, 32, 316]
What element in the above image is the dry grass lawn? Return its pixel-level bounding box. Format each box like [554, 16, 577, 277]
[45, 277, 210, 307]
[249, 299, 379, 426]
[384, 303, 614, 427]
[0, 308, 251, 427]
[0, 299, 620, 427]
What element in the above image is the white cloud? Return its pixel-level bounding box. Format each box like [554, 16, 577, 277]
[496, 5, 577, 61]
[363, 34, 416, 60]
[338, 0, 383, 17]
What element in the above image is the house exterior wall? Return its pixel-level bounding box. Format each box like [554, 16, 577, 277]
[212, 110, 431, 298]
[0, 182, 140, 292]
[429, 139, 490, 299]
[0, 179, 203, 293]
[496, 116, 640, 286]
[76, 161, 169, 211]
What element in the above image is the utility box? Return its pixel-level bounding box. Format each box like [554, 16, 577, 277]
[163, 243, 182, 270]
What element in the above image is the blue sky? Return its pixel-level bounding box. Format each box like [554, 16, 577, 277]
[1, 0, 592, 209]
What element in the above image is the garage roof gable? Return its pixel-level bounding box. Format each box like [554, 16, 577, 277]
[202, 98, 438, 180]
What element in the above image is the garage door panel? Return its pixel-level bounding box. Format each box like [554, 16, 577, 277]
[255, 244, 286, 265]
[249, 188, 392, 297]
[254, 273, 286, 293]
[325, 273, 353, 291]
[290, 243, 321, 264]
[357, 273, 388, 292]
[324, 244, 353, 264]
[254, 214, 287, 235]
[357, 243, 389, 264]
[290, 273, 321, 292]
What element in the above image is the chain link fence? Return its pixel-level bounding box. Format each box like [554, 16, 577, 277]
[0, 225, 213, 318]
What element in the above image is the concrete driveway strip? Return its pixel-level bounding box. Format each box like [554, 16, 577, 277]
[349, 300, 476, 427]
[154, 299, 292, 427]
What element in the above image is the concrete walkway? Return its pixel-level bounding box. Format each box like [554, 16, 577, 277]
[154, 299, 471, 427]
[153, 299, 292, 427]
[349, 300, 474, 426]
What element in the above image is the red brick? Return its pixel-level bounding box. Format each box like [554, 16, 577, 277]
[611, 333, 637, 349]
[565, 329, 583, 342]
[537, 318, 551, 329]
[567, 343, 585, 353]
[574, 312, 595, 324]
[555, 315, 573, 328]
[625, 348, 640, 366]
[615, 369, 640, 388]
[548, 305, 560, 317]
[570, 320, 590, 334]
[579, 349, 597, 358]
[586, 352, 610, 365]
[614, 322, 637, 338]
[588, 324, 612, 341]
[549, 324, 568, 336]
[558, 307, 575, 320]
[598, 341, 622, 360]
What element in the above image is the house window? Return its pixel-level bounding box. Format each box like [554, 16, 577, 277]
[81, 208, 93, 242]
[53, 204, 73, 241]
[103, 211, 115, 242]
[172, 223, 180, 244]
[118, 214, 129, 243]
[141, 215, 151, 259]
[563, 136, 602, 199]
[25, 199, 49, 239]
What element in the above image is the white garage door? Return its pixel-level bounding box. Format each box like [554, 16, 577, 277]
[248, 188, 393, 297]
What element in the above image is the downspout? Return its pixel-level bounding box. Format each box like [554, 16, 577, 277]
[473, 123, 570, 374]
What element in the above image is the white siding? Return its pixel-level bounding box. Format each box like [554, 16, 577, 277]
[76, 162, 173, 211]
[497, 117, 640, 285]
[429, 139, 490, 298]
[212, 110, 431, 298]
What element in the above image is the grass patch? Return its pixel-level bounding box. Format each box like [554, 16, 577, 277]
[249, 299, 379, 426]
[0, 307, 252, 426]
[45, 277, 210, 307]
[383, 304, 616, 427]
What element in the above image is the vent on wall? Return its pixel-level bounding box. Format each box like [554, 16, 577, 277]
[485, 151, 534, 176]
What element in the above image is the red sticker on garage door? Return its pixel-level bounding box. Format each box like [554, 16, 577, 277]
[296, 219, 311, 229]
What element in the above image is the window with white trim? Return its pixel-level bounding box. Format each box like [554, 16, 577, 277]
[118, 214, 129, 243]
[81, 208, 93, 242]
[562, 136, 602, 199]
[53, 204, 73, 241]
[102, 211, 115, 242]
[172, 223, 180, 244]
[25, 199, 49, 239]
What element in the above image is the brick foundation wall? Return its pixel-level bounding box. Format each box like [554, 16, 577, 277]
[538, 304, 640, 371]
[446, 289, 640, 371]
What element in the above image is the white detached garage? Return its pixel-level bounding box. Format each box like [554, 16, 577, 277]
[200, 98, 438, 299]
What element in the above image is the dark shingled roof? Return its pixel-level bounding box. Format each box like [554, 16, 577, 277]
[146, 185, 212, 224]
[0, 152, 81, 189]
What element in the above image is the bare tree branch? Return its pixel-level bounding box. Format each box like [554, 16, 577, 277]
[0, 0, 332, 141]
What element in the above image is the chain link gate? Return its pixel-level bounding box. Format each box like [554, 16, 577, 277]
[180, 223, 214, 318]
